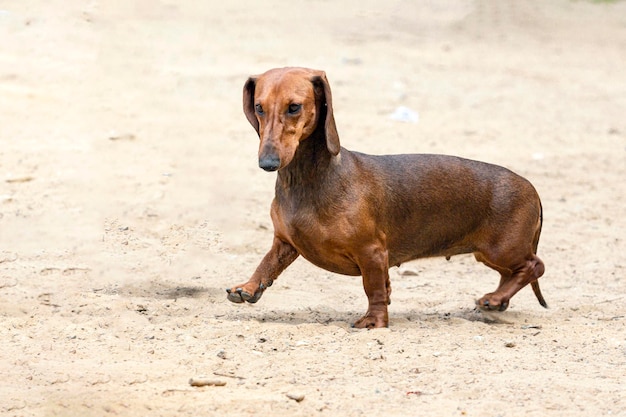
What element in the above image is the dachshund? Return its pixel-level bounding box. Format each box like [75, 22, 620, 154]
[226, 67, 546, 328]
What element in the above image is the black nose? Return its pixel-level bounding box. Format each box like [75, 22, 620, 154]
[259, 156, 280, 172]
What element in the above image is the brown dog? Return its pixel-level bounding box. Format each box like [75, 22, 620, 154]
[226, 67, 546, 328]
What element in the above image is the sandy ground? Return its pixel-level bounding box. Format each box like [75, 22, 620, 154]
[1, 0, 625, 416]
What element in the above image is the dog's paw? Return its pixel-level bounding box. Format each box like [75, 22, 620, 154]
[352, 313, 388, 329]
[476, 294, 509, 312]
[226, 287, 245, 303]
[226, 282, 268, 304]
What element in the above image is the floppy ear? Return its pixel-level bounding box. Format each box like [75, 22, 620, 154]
[311, 72, 340, 156]
[243, 76, 259, 135]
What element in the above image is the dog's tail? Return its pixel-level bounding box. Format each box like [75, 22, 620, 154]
[531, 201, 548, 308]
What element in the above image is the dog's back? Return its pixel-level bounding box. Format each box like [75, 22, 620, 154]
[338, 151, 542, 267]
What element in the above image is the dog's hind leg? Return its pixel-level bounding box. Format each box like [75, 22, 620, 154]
[475, 251, 545, 311]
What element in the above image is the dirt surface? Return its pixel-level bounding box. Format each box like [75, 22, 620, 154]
[1, 1, 625, 416]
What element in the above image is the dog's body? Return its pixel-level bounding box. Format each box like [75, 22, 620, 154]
[227, 67, 546, 328]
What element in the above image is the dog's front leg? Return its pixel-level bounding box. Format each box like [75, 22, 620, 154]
[227, 237, 299, 304]
[353, 246, 390, 329]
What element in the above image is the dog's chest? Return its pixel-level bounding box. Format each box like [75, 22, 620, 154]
[272, 201, 362, 276]
[274, 203, 328, 247]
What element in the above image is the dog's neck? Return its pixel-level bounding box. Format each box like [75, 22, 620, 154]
[276, 131, 337, 192]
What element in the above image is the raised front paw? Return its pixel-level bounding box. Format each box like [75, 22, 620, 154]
[476, 293, 510, 312]
[226, 281, 270, 304]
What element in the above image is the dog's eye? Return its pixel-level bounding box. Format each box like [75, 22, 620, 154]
[255, 104, 264, 115]
[288, 103, 302, 114]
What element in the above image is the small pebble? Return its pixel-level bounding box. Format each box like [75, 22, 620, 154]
[398, 267, 419, 276]
[189, 377, 226, 387]
[108, 133, 136, 141]
[286, 393, 305, 402]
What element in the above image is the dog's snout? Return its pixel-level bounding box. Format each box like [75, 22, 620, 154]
[259, 155, 281, 172]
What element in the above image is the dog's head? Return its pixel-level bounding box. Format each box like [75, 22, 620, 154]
[243, 67, 340, 172]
